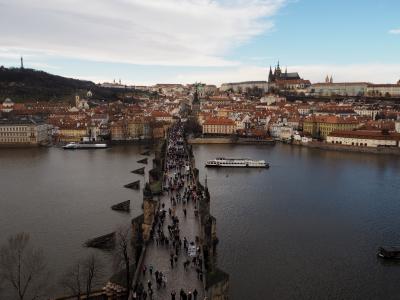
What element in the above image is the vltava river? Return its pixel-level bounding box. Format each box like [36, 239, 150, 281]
[1, 143, 400, 299]
[0, 145, 151, 297]
[193, 143, 400, 300]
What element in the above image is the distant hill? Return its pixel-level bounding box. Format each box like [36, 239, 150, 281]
[0, 67, 143, 102]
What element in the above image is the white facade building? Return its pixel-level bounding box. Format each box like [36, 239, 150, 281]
[0, 117, 52, 146]
[327, 131, 400, 148]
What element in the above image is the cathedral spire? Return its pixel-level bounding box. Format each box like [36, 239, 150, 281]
[268, 66, 273, 83]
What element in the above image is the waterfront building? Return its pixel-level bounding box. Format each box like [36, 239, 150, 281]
[303, 115, 360, 139]
[0, 116, 52, 146]
[110, 120, 127, 141]
[127, 118, 144, 139]
[56, 123, 88, 142]
[327, 130, 400, 147]
[202, 117, 236, 135]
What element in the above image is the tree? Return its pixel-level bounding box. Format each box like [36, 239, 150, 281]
[0, 232, 49, 300]
[60, 253, 104, 300]
[113, 226, 133, 296]
[184, 117, 202, 137]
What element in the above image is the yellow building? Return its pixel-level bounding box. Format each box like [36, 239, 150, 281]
[303, 115, 360, 139]
[202, 117, 236, 135]
[0, 117, 52, 146]
[127, 118, 144, 139]
[58, 124, 87, 142]
[110, 120, 127, 141]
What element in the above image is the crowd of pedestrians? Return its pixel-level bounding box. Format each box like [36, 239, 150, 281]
[134, 123, 206, 300]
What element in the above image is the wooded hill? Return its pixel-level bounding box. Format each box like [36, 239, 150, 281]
[0, 67, 145, 102]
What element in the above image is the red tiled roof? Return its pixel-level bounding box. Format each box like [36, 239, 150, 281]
[329, 130, 400, 140]
[203, 117, 236, 126]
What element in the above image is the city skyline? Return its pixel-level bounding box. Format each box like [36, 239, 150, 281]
[1, 0, 400, 85]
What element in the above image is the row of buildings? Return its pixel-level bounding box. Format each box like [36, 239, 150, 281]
[219, 62, 400, 97]
[0, 94, 178, 146]
[193, 92, 400, 148]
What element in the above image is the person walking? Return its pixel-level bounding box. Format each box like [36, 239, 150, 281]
[193, 289, 198, 300]
[149, 265, 153, 276]
[171, 290, 176, 300]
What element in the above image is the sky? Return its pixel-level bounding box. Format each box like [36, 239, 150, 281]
[0, 0, 399, 86]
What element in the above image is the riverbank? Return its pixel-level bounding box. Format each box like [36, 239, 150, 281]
[297, 141, 400, 156]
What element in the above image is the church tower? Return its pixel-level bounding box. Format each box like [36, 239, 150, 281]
[325, 75, 330, 83]
[268, 66, 274, 83]
[20, 56, 24, 69]
[275, 61, 282, 78]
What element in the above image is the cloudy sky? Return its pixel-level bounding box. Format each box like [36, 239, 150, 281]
[0, 0, 399, 85]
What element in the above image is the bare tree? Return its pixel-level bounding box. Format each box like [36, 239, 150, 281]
[113, 226, 133, 296]
[60, 253, 104, 299]
[60, 263, 82, 300]
[0, 232, 49, 300]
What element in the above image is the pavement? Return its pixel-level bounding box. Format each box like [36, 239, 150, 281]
[138, 137, 205, 300]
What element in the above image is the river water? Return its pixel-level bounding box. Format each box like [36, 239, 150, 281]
[1, 144, 400, 299]
[193, 144, 400, 300]
[0, 145, 151, 297]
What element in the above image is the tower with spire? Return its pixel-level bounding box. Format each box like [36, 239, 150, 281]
[20, 56, 24, 69]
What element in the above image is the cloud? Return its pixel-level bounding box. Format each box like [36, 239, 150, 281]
[389, 28, 400, 35]
[0, 0, 286, 67]
[155, 63, 400, 86]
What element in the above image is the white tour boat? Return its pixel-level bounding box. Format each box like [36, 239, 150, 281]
[205, 157, 269, 168]
[63, 142, 108, 150]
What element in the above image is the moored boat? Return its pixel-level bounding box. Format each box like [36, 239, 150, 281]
[377, 246, 400, 259]
[205, 157, 269, 168]
[63, 142, 108, 149]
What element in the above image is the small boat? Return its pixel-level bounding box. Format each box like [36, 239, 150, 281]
[377, 246, 400, 259]
[63, 142, 108, 150]
[205, 157, 269, 168]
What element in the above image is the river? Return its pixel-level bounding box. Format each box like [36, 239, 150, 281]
[0, 145, 151, 297]
[1, 144, 400, 299]
[193, 143, 400, 300]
